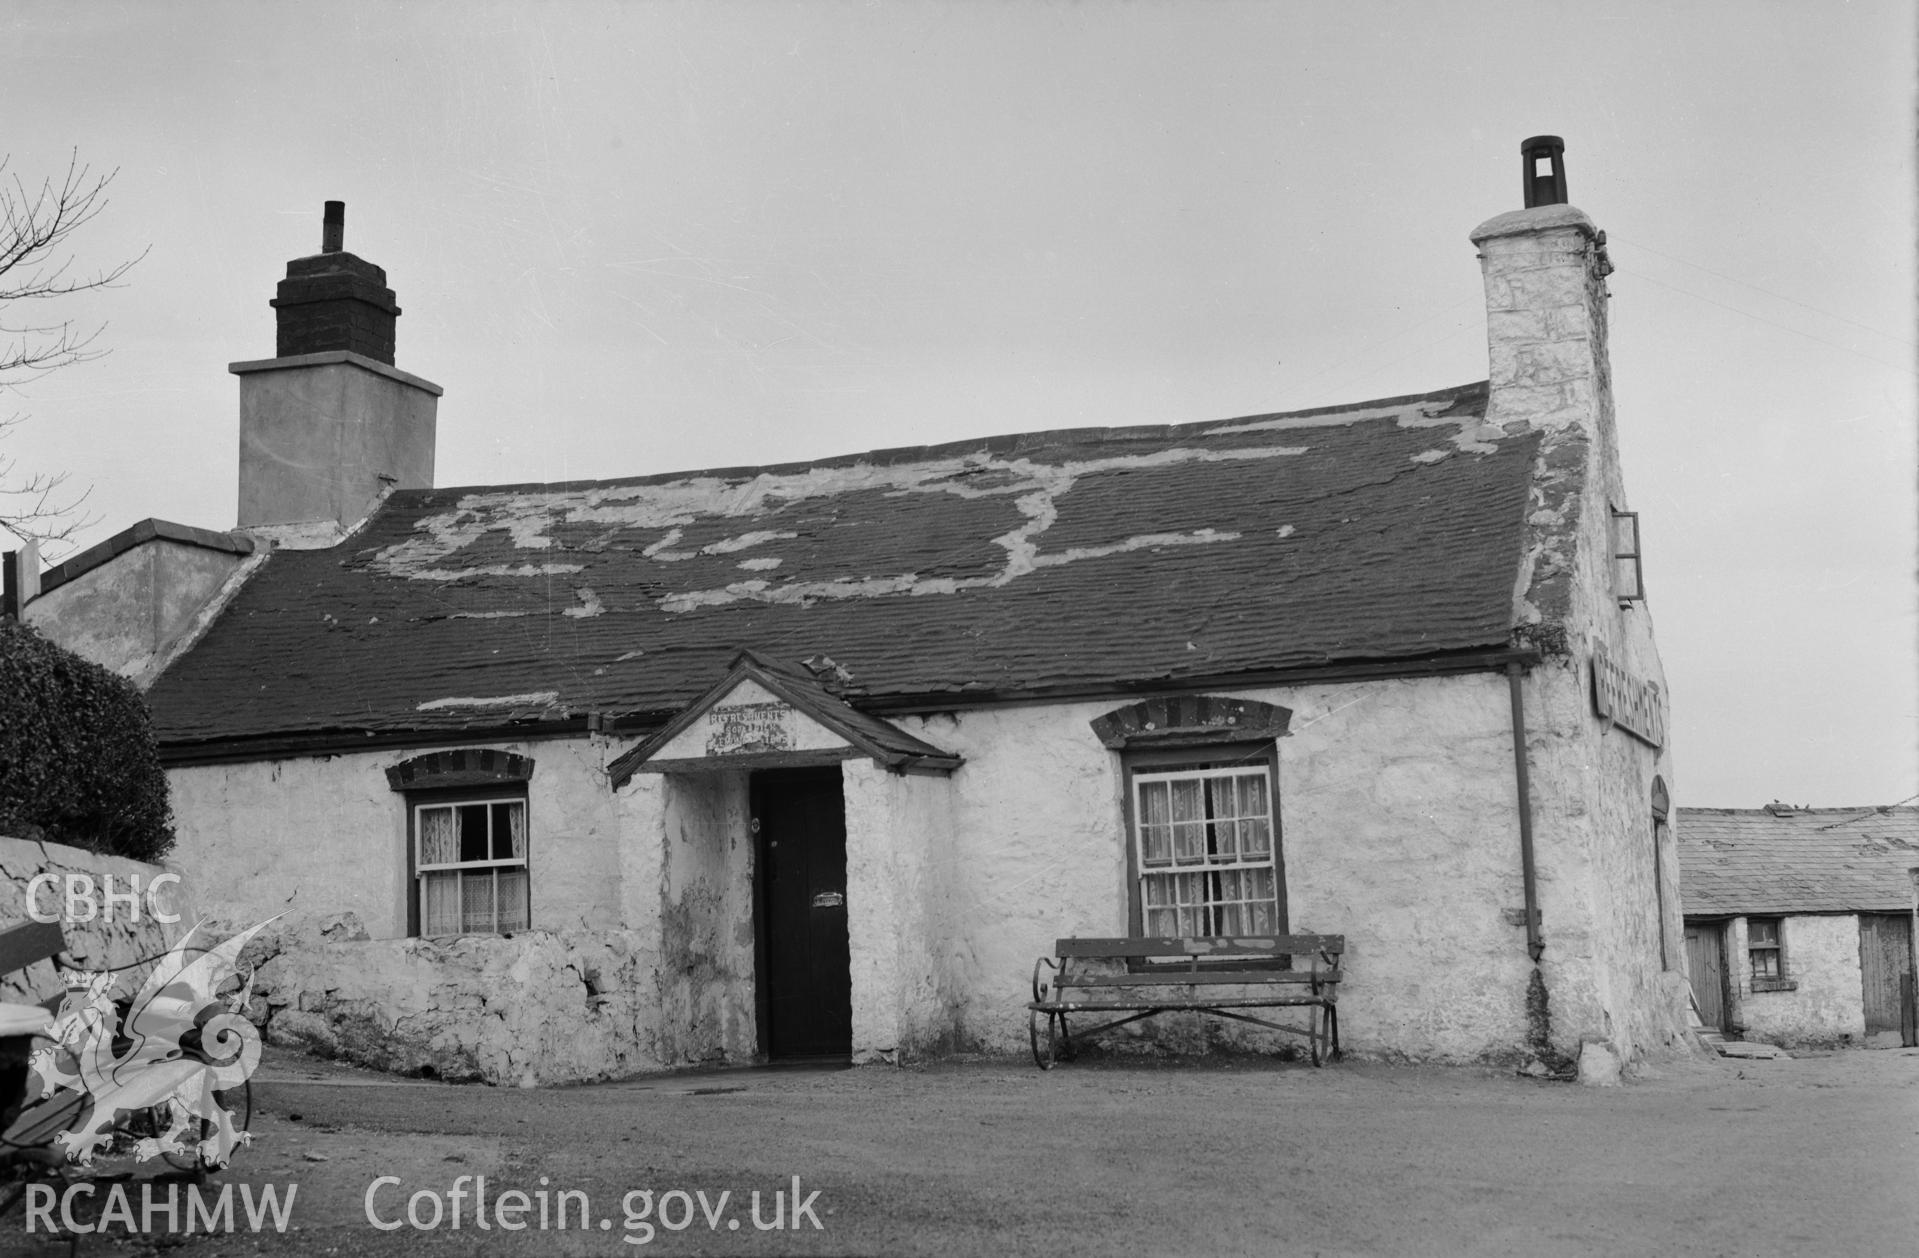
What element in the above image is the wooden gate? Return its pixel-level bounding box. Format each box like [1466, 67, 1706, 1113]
[1857, 913, 1915, 1042]
[1685, 924, 1727, 1031]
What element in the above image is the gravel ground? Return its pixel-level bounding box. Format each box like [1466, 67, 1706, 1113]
[7, 1044, 1917, 1257]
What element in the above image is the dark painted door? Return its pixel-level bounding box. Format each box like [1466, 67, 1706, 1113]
[1685, 924, 1727, 1031]
[754, 769, 853, 1059]
[1858, 913, 1914, 1038]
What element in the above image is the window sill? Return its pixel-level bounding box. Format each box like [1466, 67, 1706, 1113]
[1749, 978, 1797, 993]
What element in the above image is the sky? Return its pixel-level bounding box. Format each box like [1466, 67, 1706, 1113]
[0, 1, 1912, 808]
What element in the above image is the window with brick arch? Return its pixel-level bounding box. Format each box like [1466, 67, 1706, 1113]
[1124, 746, 1285, 938]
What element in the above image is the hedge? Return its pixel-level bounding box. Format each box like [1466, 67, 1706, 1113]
[0, 619, 175, 861]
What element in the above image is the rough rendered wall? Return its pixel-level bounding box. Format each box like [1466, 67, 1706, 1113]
[1476, 201, 1684, 1070]
[842, 761, 957, 1061]
[258, 929, 656, 1086]
[655, 771, 756, 1065]
[0, 835, 194, 1004]
[1525, 656, 1684, 1068]
[167, 737, 628, 939]
[1727, 914, 1866, 1048]
[24, 541, 248, 685]
[890, 671, 1548, 1063]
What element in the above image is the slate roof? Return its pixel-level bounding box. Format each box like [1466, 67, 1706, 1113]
[148, 381, 1545, 750]
[1677, 807, 1919, 916]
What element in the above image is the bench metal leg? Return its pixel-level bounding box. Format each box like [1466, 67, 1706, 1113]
[1028, 1009, 1063, 1070]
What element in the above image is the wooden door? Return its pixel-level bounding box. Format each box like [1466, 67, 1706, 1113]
[753, 769, 853, 1060]
[1685, 924, 1727, 1031]
[1858, 913, 1914, 1037]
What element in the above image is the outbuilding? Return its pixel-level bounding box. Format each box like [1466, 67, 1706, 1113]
[1678, 805, 1918, 1048]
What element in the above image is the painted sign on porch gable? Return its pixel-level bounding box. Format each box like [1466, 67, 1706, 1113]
[649, 677, 854, 762]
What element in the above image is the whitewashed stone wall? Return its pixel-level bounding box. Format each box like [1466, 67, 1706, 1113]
[654, 771, 755, 1066]
[167, 735, 630, 939]
[886, 673, 1562, 1064]
[843, 760, 958, 1062]
[257, 928, 653, 1086]
[1475, 199, 1688, 1073]
[1726, 914, 1868, 1047]
[169, 662, 1682, 1076]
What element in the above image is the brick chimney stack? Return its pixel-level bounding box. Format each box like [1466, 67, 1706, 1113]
[232, 202, 441, 539]
[270, 200, 402, 364]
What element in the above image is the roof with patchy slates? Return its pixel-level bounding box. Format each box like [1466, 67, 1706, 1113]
[1676, 807, 1919, 916]
[147, 381, 1545, 747]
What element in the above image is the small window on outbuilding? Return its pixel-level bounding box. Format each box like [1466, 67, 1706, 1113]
[1612, 509, 1645, 605]
[1748, 917, 1791, 990]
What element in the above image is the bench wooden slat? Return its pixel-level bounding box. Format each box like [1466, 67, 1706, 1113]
[0, 921, 65, 977]
[1056, 969, 1340, 988]
[1055, 934, 1343, 959]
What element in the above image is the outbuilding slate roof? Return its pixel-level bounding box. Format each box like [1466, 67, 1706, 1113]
[148, 381, 1544, 749]
[1677, 806, 1919, 916]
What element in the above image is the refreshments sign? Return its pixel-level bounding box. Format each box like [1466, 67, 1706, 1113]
[1591, 640, 1665, 748]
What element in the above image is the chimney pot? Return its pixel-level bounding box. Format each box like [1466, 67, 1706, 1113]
[1520, 135, 1567, 208]
[322, 201, 345, 253]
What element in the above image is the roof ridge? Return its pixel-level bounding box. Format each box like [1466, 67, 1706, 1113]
[394, 380, 1493, 501]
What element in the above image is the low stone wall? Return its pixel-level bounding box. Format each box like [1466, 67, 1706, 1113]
[0, 834, 193, 1003]
[248, 927, 658, 1086]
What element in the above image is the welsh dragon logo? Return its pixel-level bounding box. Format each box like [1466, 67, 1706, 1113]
[27, 919, 275, 1168]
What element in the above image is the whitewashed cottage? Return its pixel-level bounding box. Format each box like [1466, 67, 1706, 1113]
[8, 140, 1687, 1083]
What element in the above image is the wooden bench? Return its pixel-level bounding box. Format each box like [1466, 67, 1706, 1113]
[1026, 934, 1343, 1068]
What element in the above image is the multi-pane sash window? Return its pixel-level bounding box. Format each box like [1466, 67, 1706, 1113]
[1132, 764, 1280, 936]
[415, 799, 529, 936]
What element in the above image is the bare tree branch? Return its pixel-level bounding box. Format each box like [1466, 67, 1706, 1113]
[0, 151, 140, 555]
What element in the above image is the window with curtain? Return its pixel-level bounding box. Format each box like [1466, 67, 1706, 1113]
[415, 799, 529, 936]
[1128, 755, 1283, 937]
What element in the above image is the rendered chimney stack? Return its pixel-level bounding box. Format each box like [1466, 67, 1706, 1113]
[270, 200, 401, 364]
[1521, 135, 1568, 208]
[232, 202, 441, 536]
[1470, 135, 1613, 435]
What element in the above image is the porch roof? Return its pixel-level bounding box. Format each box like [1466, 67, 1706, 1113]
[609, 651, 962, 783]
